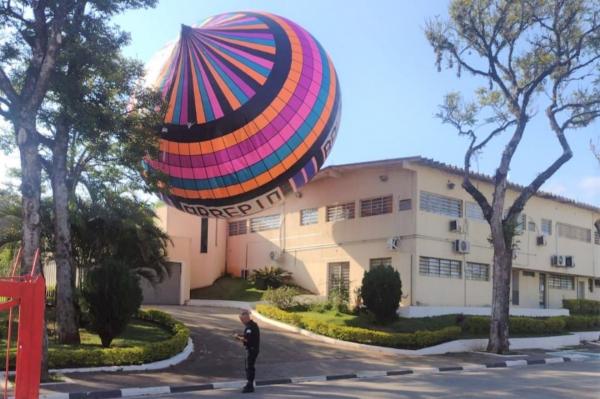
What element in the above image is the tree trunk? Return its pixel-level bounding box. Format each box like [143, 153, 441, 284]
[487, 226, 512, 353]
[51, 129, 81, 344]
[15, 121, 50, 380]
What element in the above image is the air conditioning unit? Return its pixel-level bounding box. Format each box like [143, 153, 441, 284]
[387, 237, 400, 250]
[453, 239, 470, 254]
[536, 235, 547, 246]
[269, 250, 283, 262]
[241, 269, 249, 280]
[551, 255, 565, 267]
[565, 256, 575, 268]
[449, 220, 464, 233]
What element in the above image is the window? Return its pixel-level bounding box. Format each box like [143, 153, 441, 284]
[361, 195, 392, 217]
[398, 199, 412, 211]
[250, 214, 281, 232]
[200, 217, 208, 253]
[594, 231, 600, 245]
[369, 257, 392, 270]
[300, 208, 318, 225]
[523, 271, 536, 277]
[466, 202, 485, 222]
[465, 262, 489, 281]
[420, 191, 463, 218]
[228, 220, 247, 236]
[326, 202, 355, 222]
[328, 262, 350, 300]
[528, 221, 536, 232]
[549, 274, 574, 290]
[595, 279, 600, 288]
[557, 223, 591, 243]
[541, 219, 552, 235]
[419, 256, 462, 279]
[516, 214, 527, 234]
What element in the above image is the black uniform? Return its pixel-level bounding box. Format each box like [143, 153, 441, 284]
[243, 320, 260, 387]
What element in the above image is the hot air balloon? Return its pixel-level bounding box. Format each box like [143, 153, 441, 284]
[144, 12, 341, 218]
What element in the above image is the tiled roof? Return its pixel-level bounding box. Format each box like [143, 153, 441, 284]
[320, 156, 600, 214]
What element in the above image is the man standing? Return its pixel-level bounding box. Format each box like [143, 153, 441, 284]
[236, 310, 260, 393]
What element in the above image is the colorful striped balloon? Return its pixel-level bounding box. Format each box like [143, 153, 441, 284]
[144, 12, 341, 218]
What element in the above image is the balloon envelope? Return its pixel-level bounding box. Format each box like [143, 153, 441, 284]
[144, 12, 341, 218]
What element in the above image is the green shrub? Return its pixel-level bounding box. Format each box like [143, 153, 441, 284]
[81, 259, 143, 347]
[256, 304, 461, 349]
[360, 265, 402, 323]
[563, 299, 600, 316]
[251, 266, 292, 289]
[563, 315, 600, 331]
[462, 316, 489, 335]
[264, 286, 299, 310]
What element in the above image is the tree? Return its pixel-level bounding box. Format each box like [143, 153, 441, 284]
[81, 258, 143, 347]
[426, 0, 600, 353]
[360, 265, 402, 323]
[36, 4, 159, 344]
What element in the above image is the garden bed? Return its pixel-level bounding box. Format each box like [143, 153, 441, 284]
[0, 309, 190, 369]
[190, 277, 267, 301]
[256, 304, 600, 350]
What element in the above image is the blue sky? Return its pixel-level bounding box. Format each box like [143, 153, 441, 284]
[2, 0, 599, 206]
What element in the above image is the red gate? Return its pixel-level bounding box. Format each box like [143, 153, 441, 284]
[1, 248, 45, 398]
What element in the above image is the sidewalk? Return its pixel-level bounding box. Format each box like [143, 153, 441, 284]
[39, 305, 597, 398]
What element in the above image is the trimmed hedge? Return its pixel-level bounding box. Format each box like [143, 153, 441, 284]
[562, 315, 600, 331]
[256, 304, 461, 349]
[563, 299, 600, 316]
[462, 315, 567, 336]
[47, 309, 190, 369]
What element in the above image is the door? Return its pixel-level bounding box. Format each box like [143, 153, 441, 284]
[327, 262, 350, 300]
[511, 270, 519, 306]
[577, 281, 585, 300]
[140, 262, 182, 305]
[539, 273, 547, 308]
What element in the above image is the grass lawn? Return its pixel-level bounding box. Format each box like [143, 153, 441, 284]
[190, 276, 267, 301]
[48, 319, 172, 349]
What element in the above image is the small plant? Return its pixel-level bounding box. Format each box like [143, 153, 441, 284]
[81, 259, 143, 347]
[251, 266, 292, 289]
[328, 287, 349, 314]
[361, 265, 402, 323]
[264, 286, 299, 310]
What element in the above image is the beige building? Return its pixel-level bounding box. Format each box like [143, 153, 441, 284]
[152, 157, 600, 315]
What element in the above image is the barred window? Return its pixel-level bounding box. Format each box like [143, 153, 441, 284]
[541, 219, 552, 235]
[360, 195, 392, 217]
[595, 231, 600, 245]
[516, 214, 527, 234]
[369, 257, 392, 270]
[528, 221, 536, 232]
[300, 208, 318, 226]
[228, 220, 247, 236]
[420, 191, 463, 218]
[465, 262, 489, 281]
[549, 274, 574, 290]
[250, 214, 281, 232]
[328, 262, 350, 300]
[557, 223, 591, 243]
[466, 202, 485, 222]
[326, 202, 355, 222]
[398, 199, 412, 211]
[419, 256, 462, 279]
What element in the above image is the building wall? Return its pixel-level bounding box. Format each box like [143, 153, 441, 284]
[158, 159, 600, 309]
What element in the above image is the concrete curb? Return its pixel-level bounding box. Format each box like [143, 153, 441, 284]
[40, 355, 590, 399]
[187, 300, 600, 355]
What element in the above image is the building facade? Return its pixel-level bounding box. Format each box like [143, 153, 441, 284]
[154, 157, 600, 313]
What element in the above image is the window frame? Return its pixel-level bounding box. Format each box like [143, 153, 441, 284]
[420, 191, 463, 218]
[465, 262, 490, 281]
[228, 220, 247, 236]
[360, 195, 393, 218]
[300, 208, 319, 226]
[419, 256, 462, 279]
[249, 214, 281, 233]
[326, 201, 356, 222]
[369, 257, 392, 271]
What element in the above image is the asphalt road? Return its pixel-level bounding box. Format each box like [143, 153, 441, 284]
[148, 358, 600, 399]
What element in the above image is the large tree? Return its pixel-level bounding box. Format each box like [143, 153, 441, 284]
[37, 4, 158, 344]
[426, 0, 600, 353]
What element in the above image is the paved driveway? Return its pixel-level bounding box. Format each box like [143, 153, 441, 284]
[41, 305, 540, 395]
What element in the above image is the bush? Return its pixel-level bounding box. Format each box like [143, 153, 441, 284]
[251, 266, 291, 289]
[256, 304, 461, 349]
[264, 286, 299, 310]
[360, 265, 402, 323]
[47, 309, 190, 369]
[563, 299, 600, 316]
[562, 315, 600, 331]
[462, 315, 567, 336]
[461, 316, 489, 335]
[81, 259, 143, 347]
[327, 288, 350, 313]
